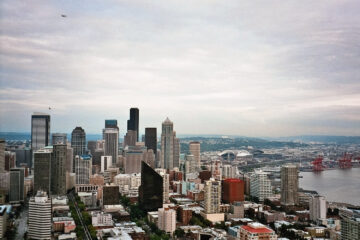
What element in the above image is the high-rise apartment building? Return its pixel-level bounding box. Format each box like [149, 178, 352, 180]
[281, 164, 299, 206]
[145, 128, 157, 157]
[71, 127, 86, 171]
[103, 128, 119, 165]
[309, 195, 326, 221]
[51, 133, 67, 145]
[189, 141, 200, 170]
[34, 148, 52, 194]
[161, 118, 180, 170]
[250, 170, 272, 202]
[9, 168, 25, 203]
[204, 179, 221, 214]
[28, 190, 52, 240]
[0, 139, 4, 173]
[222, 164, 237, 179]
[31, 113, 50, 152]
[139, 161, 163, 211]
[158, 207, 176, 233]
[75, 155, 92, 185]
[127, 108, 139, 141]
[51, 144, 67, 195]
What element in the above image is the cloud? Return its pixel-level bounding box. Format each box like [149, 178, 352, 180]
[1, 0, 360, 136]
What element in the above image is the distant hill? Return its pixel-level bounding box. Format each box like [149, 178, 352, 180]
[265, 135, 360, 144]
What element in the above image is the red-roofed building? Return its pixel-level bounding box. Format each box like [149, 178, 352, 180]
[239, 222, 277, 240]
[222, 178, 244, 203]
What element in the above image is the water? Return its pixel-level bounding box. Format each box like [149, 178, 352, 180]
[300, 167, 360, 206]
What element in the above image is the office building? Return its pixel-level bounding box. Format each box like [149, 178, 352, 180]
[65, 144, 73, 173]
[222, 178, 244, 203]
[101, 156, 112, 172]
[103, 128, 119, 165]
[185, 154, 196, 175]
[309, 195, 327, 221]
[9, 168, 25, 203]
[51, 144, 67, 195]
[123, 130, 137, 147]
[102, 185, 119, 205]
[189, 141, 200, 170]
[127, 108, 139, 141]
[5, 151, 16, 171]
[139, 161, 163, 211]
[204, 179, 221, 214]
[280, 164, 299, 206]
[222, 164, 237, 179]
[15, 148, 32, 168]
[160, 117, 180, 170]
[158, 207, 176, 233]
[31, 113, 50, 152]
[250, 170, 272, 202]
[52, 133, 67, 145]
[155, 168, 170, 203]
[340, 208, 360, 240]
[0, 139, 4, 173]
[75, 155, 92, 185]
[28, 190, 52, 240]
[239, 222, 277, 240]
[34, 148, 52, 194]
[124, 146, 146, 174]
[87, 140, 97, 156]
[71, 127, 86, 171]
[145, 128, 157, 157]
[105, 119, 118, 129]
[144, 149, 156, 169]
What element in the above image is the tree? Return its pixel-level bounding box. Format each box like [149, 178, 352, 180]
[175, 228, 185, 238]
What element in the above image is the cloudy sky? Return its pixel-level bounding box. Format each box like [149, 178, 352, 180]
[1, 0, 360, 137]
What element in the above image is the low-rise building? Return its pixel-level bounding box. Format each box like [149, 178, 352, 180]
[239, 222, 277, 240]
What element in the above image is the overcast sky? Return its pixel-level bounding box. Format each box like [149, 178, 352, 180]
[1, 0, 360, 137]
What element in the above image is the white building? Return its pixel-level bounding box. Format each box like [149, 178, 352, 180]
[114, 173, 141, 197]
[222, 164, 237, 179]
[91, 211, 113, 227]
[75, 155, 92, 185]
[250, 170, 272, 201]
[158, 207, 176, 233]
[28, 191, 52, 240]
[161, 118, 180, 170]
[101, 156, 112, 172]
[0, 206, 7, 239]
[185, 154, 196, 174]
[309, 195, 327, 221]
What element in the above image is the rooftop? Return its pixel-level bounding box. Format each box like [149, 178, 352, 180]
[242, 223, 273, 234]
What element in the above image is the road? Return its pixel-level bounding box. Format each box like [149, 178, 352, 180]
[68, 192, 92, 240]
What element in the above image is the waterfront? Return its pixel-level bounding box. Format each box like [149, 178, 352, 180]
[300, 167, 360, 206]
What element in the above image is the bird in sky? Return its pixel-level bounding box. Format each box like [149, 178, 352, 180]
[61, 14, 67, 18]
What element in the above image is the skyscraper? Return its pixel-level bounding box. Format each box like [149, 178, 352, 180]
[105, 119, 118, 129]
[34, 148, 52, 194]
[75, 155, 92, 184]
[28, 190, 52, 240]
[51, 144, 67, 195]
[340, 208, 360, 240]
[280, 164, 299, 206]
[204, 179, 221, 214]
[189, 141, 200, 170]
[160, 117, 180, 170]
[127, 108, 139, 141]
[123, 130, 137, 147]
[103, 128, 119, 165]
[9, 168, 25, 203]
[71, 127, 86, 172]
[51, 133, 67, 145]
[139, 161, 163, 211]
[31, 113, 50, 152]
[145, 128, 157, 157]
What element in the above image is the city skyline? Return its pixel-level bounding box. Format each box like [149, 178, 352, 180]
[1, 1, 360, 137]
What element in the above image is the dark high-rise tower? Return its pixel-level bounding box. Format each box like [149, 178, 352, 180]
[71, 127, 86, 171]
[139, 161, 163, 211]
[51, 144, 67, 195]
[127, 108, 139, 141]
[31, 113, 50, 152]
[34, 149, 52, 194]
[145, 128, 157, 157]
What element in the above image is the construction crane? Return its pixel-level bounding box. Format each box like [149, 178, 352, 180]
[312, 156, 323, 172]
[338, 153, 352, 169]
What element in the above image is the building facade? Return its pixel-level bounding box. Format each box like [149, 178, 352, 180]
[158, 207, 176, 233]
[127, 108, 139, 141]
[145, 128, 157, 158]
[71, 127, 86, 172]
[51, 144, 67, 195]
[222, 178, 244, 203]
[75, 155, 92, 185]
[9, 168, 25, 203]
[139, 162, 163, 211]
[189, 141, 200, 170]
[204, 179, 221, 214]
[250, 170, 272, 202]
[103, 128, 119, 165]
[309, 195, 327, 221]
[52, 133, 67, 145]
[34, 148, 52, 194]
[280, 164, 299, 206]
[31, 113, 50, 152]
